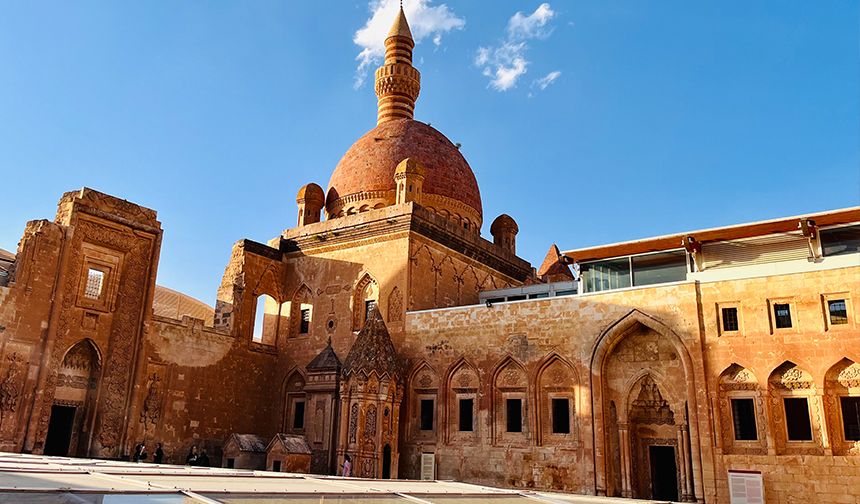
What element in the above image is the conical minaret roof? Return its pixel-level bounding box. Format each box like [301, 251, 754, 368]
[342, 307, 401, 379]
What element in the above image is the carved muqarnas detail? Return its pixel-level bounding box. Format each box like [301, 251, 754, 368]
[629, 375, 675, 425]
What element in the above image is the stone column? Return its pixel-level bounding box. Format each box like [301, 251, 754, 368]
[618, 423, 632, 498]
[681, 422, 695, 501]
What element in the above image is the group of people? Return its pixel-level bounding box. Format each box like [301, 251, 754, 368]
[185, 445, 210, 467]
[132, 442, 164, 464]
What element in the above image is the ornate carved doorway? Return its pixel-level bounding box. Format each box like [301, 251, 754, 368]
[47, 340, 101, 457]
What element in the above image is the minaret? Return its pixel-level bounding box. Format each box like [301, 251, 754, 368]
[374, 6, 421, 125]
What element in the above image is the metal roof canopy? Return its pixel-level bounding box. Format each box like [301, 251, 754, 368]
[0, 452, 672, 503]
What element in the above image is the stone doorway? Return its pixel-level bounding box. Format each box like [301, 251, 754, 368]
[382, 444, 392, 479]
[44, 405, 76, 456]
[649, 445, 678, 501]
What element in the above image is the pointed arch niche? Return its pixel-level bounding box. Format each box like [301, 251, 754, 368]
[535, 353, 579, 447]
[352, 273, 379, 331]
[407, 362, 438, 443]
[289, 284, 314, 338]
[282, 369, 306, 434]
[824, 358, 860, 455]
[716, 364, 767, 455]
[767, 361, 823, 455]
[445, 358, 479, 443]
[591, 310, 699, 502]
[45, 339, 102, 457]
[492, 356, 528, 446]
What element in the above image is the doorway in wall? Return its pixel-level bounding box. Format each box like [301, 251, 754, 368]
[649, 445, 678, 501]
[44, 405, 77, 456]
[381, 444, 392, 479]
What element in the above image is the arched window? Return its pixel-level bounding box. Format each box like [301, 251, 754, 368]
[352, 273, 379, 331]
[824, 358, 860, 455]
[283, 370, 306, 433]
[768, 361, 822, 454]
[289, 285, 313, 338]
[408, 362, 438, 442]
[446, 358, 479, 443]
[252, 294, 286, 345]
[535, 354, 577, 446]
[717, 364, 766, 454]
[492, 357, 528, 445]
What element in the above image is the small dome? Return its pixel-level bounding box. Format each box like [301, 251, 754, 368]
[326, 119, 482, 220]
[296, 183, 325, 204]
[394, 157, 426, 177]
[490, 214, 518, 235]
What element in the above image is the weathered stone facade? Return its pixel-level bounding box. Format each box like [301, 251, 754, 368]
[0, 7, 858, 504]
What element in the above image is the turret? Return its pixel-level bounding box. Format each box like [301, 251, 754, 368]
[394, 158, 426, 205]
[296, 183, 325, 226]
[490, 214, 519, 255]
[374, 7, 421, 125]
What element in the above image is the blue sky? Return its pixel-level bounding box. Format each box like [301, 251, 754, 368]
[1, 1, 857, 304]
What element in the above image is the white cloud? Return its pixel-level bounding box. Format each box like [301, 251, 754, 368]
[475, 3, 558, 92]
[508, 3, 555, 40]
[533, 70, 561, 91]
[353, 0, 465, 88]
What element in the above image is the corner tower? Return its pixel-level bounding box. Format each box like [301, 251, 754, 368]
[374, 7, 421, 125]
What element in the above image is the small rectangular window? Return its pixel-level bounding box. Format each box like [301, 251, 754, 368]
[458, 398, 474, 432]
[506, 398, 522, 433]
[722, 307, 739, 332]
[300, 308, 311, 334]
[828, 300, 848, 325]
[84, 268, 104, 299]
[784, 397, 813, 441]
[774, 303, 793, 329]
[420, 399, 434, 431]
[293, 401, 305, 430]
[365, 300, 377, 322]
[551, 398, 570, 434]
[226, 458, 235, 469]
[272, 460, 281, 472]
[730, 398, 757, 441]
[841, 396, 860, 441]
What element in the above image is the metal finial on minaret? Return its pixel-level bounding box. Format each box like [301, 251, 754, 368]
[374, 5, 421, 124]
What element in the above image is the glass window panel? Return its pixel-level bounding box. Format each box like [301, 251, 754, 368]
[821, 225, 860, 257]
[582, 258, 630, 293]
[722, 307, 739, 332]
[828, 300, 848, 325]
[774, 303, 792, 329]
[784, 397, 813, 441]
[730, 398, 757, 440]
[841, 396, 860, 441]
[631, 250, 687, 287]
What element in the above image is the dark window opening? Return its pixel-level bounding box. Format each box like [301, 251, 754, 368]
[822, 225, 860, 257]
[784, 397, 813, 441]
[506, 295, 526, 302]
[293, 401, 305, 430]
[841, 396, 860, 441]
[551, 398, 570, 434]
[506, 398, 522, 433]
[272, 460, 281, 472]
[300, 308, 310, 334]
[631, 250, 687, 287]
[828, 300, 848, 325]
[722, 307, 739, 332]
[420, 399, 434, 431]
[774, 303, 792, 329]
[226, 458, 235, 468]
[730, 398, 757, 440]
[365, 300, 377, 322]
[458, 398, 474, 432]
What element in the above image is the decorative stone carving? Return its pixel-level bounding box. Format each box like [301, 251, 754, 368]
[0, 353, 24, 424]
[387, 287, 403, 323]
[629, 375, 675, 425]
[349, 403, 359, 444]
[140, 373, 162, 428]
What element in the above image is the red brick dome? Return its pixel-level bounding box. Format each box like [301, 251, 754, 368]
[326, 119, 482, 220]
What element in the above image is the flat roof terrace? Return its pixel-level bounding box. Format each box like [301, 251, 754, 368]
[0, 452, 677, 503]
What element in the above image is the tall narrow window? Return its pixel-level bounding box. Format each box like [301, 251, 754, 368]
[774, 303, 793, 329]
[420, 399, 434, 431]
[365, 300, 378, 322]
[784, 398, 812, 441]
[841, 396, 860, 441]
[272, 460, 281, 472]
[300, 308, 311, 334]
[551, 398, 570, 434]
[293, 401, 305, 430]
[722, 307, 739, 332]
[84, 269, 104, 299]
[506, 399, 522, 433]
[730, 398, 757, 441]
[458, 398, 474, 432]
[828, 300, 848, 325]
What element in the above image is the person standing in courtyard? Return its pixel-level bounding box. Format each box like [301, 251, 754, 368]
[153, 443, 164, 464]
[186, 446, 198, 466]
[342, 454, 351, 477]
